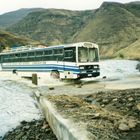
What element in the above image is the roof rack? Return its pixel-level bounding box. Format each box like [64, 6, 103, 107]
[1, 45, 39, 54]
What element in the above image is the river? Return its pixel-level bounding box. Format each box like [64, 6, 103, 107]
[0, 60, 139, 139]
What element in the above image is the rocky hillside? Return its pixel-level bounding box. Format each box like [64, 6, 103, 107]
[1, 2, 140, 59]
[0, 29, 39, 51]
[0, 8, 43, 28]
[6, 9, 94, 45]
[74, 2, 140, 59]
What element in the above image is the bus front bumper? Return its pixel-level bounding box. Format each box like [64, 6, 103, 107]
[77, 72, 100, 79]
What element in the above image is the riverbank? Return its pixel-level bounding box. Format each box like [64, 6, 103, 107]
[3, 118, 57, 140]
[4, 88, 140, 140]
[0, 60, 139, 140]
[46, 88, 140, 140]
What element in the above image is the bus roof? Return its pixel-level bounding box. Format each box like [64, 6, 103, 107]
[0, 42, 98, 55]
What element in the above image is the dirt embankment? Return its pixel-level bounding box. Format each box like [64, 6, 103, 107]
[3, 119, 57, 140]
[47, 88, 140, 140]
[3, 88, 140, 140]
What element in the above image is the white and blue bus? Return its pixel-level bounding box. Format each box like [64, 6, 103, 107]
[0, 42, 100, 79]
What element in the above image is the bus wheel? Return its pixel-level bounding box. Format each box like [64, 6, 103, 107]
[13, 69, 17, 74]
[50, 71, 60, 79]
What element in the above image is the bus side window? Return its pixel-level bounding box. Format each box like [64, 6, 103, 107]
[28, 52, 35, 62]
[65, 50, 73, 58]
[64, 47, 76, 62]
[64, 50, 72, 62]
[53, 48, 63, 61]
[35, 51, 44, 61]
[44, 50, 53, 61]
[9, 54, 15, 62]
[21, 53, 28, 62]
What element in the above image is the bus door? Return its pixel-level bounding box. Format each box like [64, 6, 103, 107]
[63, 47, 76, 78]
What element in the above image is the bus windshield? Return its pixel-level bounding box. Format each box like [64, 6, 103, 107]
[78, 47, 99, 62]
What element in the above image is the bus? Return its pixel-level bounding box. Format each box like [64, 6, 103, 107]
[0, 42, 100, 79]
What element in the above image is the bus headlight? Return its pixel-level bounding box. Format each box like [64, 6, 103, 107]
[94, 65, 98, 68]
[81, 71, 86, 73]
[79, 66, 84, 70]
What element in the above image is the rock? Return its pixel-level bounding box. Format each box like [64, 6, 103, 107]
[20, 120, 27, 125]
[128, 119, 137, 129]
[112, 98, 118, 102]
[136, 63, 140, 71]
[42, 123, 49, 129]
[49, 87, 55, 90]
[101, 104, 105, 107]
[75, 84, 82, 88]
[136, 103, 140, 111]
[23, 125, 30, 130]
[3, 119, 57, 140]
[84, 98, 93, 103]
[118, 123, 130, 131]
[127, 103, 133, 108]
[128, 97, 134, 101]
[102, 99, 109, 104]
[102, 76, 107, 79]
[91, 100, 100, 106]
[94, 113, 100, 117]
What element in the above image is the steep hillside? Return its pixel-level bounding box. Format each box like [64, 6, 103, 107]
[0, 8, 43, 28]
[115, 39, 140, 60]
[74, 2, 140, 58]
[125, 2, 140, 18]
[0, 29, 39, 51]
[5, 2, 140, 59]
[7, 9, 94, 45]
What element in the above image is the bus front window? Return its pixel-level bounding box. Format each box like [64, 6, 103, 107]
[89, 48, 99, 62]
[78, 47, 99, 62]
[78, 47, 88, 62]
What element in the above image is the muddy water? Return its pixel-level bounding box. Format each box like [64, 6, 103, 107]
[0, 79, 42, 139]
[0, 60, 139, 138]
[37, 75, 140, 96]
[38, 60, 140, 95]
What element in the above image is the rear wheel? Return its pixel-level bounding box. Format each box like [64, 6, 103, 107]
[12, 69, 17, 74]
[50, 71, 60, 79]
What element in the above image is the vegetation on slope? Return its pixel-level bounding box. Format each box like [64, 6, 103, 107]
[115, 39, 140, 60]
[7, 9, 94, 45]
[3, 2, 140, 59]
[74, 2, 140, 58]
[0, 8, 43, 28]
[0, 29, 39, 51]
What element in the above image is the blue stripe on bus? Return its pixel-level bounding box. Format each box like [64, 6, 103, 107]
[2, 64, 80, 73]
[11, 64, 79, 69]
[2, 68, 80, 74]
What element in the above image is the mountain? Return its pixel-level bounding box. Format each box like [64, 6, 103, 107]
[6, 9, 94, 45]
[4, 2, 140, 59]
[0, 29, 39, 51]
[0, 8, 43, 28]
[74, 2, 140, 59]
[115, 39, 140, 59]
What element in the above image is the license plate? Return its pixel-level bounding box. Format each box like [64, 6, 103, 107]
[88, 74, 92, 76]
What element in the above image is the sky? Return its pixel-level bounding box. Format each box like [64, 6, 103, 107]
[0, 0, 139, 15]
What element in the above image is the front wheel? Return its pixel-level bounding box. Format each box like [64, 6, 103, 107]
[50, 71, 60, 79]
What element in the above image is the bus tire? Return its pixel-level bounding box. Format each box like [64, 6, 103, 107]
[13, 69, 17, 74]
[50, 71, 60, 79]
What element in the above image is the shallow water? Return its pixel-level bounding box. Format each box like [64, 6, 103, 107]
[37, 60, 140, 95]
[0, 60, 139, 138]
[100, 60, 139, 79]
[0, 79, 41, 139]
